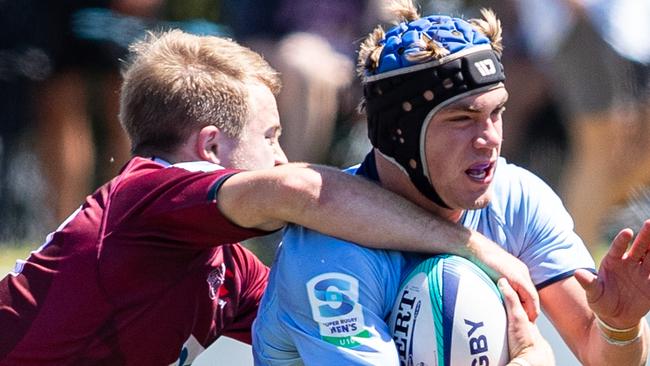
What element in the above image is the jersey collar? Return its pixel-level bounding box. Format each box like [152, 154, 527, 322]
[355, 151, 380, 183]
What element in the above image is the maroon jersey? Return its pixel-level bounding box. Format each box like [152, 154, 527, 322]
[0, 157, 270, 365]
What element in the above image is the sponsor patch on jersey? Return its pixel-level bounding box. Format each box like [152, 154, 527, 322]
[207, 263, 226, 300]
[306, 272, 370, 348]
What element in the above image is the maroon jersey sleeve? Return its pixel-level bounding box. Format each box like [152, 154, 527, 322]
[105, 159, 269, 248]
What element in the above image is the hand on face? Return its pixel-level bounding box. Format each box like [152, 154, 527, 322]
[574, 220, 650, 329]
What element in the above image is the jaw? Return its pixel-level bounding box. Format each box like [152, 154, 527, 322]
[377, 150, 495, 220]
[440, 174, 495, 213]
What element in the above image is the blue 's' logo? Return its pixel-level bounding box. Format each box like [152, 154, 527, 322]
[313, 278, 355, 317]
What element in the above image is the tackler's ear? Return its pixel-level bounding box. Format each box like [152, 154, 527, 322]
[197, 125, 221, 164]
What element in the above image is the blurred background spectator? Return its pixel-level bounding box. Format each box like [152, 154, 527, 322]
[505, 0, 650, 250]
[0, 0, 227, 243]
[35, 0, 143, 226]
[219, 0, 369, 165]
[0, 0, 52, 242]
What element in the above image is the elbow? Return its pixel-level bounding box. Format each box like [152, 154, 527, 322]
[273, 165, 327, 219]
[289, 167, 325, 204]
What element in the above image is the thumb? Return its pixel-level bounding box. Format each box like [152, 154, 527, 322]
[574, 269, 600, 301]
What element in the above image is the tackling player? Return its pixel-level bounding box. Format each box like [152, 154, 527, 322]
[252, 2, 650, 365]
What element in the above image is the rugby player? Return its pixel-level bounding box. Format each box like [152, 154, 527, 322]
[253, 3, 650, 365]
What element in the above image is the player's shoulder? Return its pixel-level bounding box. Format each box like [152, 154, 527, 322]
[124, 157, 230, 177]
[283, 224, 389, 249]
[116, 157, 233, 190]
[282, 224, 395, 259]
[493, 158, 549, 188]
[492, 158, 559, 205]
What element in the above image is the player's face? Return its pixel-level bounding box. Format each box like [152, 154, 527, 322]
[218, 82, 288, 170]
[423, 87, 507, 210]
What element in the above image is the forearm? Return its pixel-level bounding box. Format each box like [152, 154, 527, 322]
[273, 164, 481, 255]
[222, 163, 482, 253]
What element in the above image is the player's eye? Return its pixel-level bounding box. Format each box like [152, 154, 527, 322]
[265, 136, 278, 145]
[492, 106, 506, 117]
[447, 114, 472, 123]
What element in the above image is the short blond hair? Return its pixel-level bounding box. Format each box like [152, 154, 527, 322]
[119, 30, 281, 155]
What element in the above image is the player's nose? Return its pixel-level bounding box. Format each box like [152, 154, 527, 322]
[274, 145, 288, 166]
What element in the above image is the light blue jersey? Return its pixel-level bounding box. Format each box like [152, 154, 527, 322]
[253, 156, 595, 365]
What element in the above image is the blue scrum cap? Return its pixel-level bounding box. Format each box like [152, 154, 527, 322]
[359, 9, 505, 208]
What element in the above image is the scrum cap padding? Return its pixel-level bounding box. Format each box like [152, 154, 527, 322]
[363, 46, 505, 207]
[373, 15, 493, 75]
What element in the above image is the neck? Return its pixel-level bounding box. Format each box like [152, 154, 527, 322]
[135, 151, 183, 165]
[373, 150, 463, 223]
[135, 130, 204, 165]
[137, 143, 200, 166]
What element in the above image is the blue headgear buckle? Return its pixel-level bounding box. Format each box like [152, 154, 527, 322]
[362, 15, 505, 208]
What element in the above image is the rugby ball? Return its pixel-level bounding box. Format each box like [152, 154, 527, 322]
[389, 255, 508, 366]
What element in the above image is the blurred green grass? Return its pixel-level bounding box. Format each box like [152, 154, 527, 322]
[1, 244, 33, 275]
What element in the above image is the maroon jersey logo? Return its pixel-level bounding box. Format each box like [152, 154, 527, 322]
[207, 263, 226, 300]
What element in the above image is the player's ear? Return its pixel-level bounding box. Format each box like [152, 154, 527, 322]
[197, 125, 221, 164]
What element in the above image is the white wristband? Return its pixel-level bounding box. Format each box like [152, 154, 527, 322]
[595, 316, 639, 332]
[594, 315, 643, 346]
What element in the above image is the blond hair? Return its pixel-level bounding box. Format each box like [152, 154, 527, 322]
[357, 2, 503, 76]
[119, 30, 281, 155]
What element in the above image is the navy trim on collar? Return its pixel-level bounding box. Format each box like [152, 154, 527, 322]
[355, 152, 380, 183]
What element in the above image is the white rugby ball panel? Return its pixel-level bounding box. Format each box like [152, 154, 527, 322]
[389, 255, 508, 366]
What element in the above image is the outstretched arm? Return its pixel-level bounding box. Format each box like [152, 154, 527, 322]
[573, 221, 650, 365]
[540, 220, 650, 366]
[217, 163, 539, 320]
